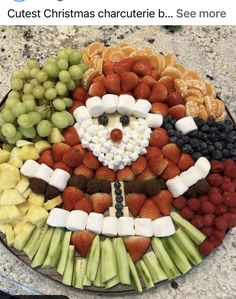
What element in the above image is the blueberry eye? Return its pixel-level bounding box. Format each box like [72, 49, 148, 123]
[120, 115, 130, 126]
[98, 114, 108, 126]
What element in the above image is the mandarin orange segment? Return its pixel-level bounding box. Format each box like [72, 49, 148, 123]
[185, 96, 204, 104]
[186, 79, 207, 95]
[174, 79, 187, 97]
[87, 42, 104, 58]
[120, 46, 135, 58]
[109, 51, 125, 62]
[152, 54, 165, 72]
[81, 68, 97, 90]
[94, 57, 103, 74]
[198, 104, 208, 122]
[102, 47, 116, 61]
[174, 63, 186, 74]
[161, 67, 182, 80]
[204, 96, 218, 117]
[82, 52, 92, 67]
[185, 88, 204, 98]
[164, 54, 177, 66]
[116, 41, 130, 49]
[205, 81, 217, 98]
[182, 71, 201, 80]
[216, 99, 225, 117]
[185, 100, 199, 117]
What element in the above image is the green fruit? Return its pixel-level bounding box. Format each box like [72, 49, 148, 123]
[14, 223, 35, 251]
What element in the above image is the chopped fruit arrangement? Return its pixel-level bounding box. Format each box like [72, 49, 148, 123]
[0, 42, 234, 294]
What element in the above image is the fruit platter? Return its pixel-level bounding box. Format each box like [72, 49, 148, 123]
[0, 41, 235, 294]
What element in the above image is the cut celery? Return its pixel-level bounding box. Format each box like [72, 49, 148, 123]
[143, 251, 167, 283]
[86, 235, 100, 282]
[136, 260, 154, 289]
[128, 254, 142, 293]
[56, 231, 72, 275]
[101, 238, 117, 283]
[62, 245, 75, 286]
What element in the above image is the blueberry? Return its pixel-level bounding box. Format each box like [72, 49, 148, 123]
[192, 152, 202, 160]
[190, 138, 199, 149]
[223, 148, 229, 158]
[202, 133, 208, 141]
[170, 136, 178, 143]
[166, 115, 173, 122]
[226, 119, 233, 126]
[115, 202, 123, 210]
[227, 143, 235, 150]
[194, 117, 205, 128]
[116, 210, 123, 218]
[201, 149, 209, 156]
[168, 129, 175, 136]
[212, 150, 223, 160]
[214, 142, 223, 150]
[120, 115, 130, 126]
[201, 125, 210, 133]
[114, 180, 121, 188]
[207, 117, 215, 127]
[116, 195, 123, 203]
[209, 127, 218, 133]
[115, 188, 122, 195]
[170, 119, 176, 126]
[182, 136, 190, 143]
[216, 122, 226, 131]
[209, 133, 218, 142]
[182, 144, 194, 154]
[208, 145, 215, 152]
[176, 139, 184, 147]
[230, 149, 236, 157]
[219, 133, 226, 140]
[98, 114, 109, 126]
[175, 131, 183, 138]
[189, 130, 199, 138]
[201, 142, 208, 150]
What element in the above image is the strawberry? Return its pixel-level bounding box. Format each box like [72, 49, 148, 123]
[160, 161, 180, 180]
[146, 146, 163, 161]
[113, 58, 134, 74]
[142, 75, 158, 87]
[152, 190, 173, 215]
[68, 100, 84, 114]
[71, 230, 95, 257]
[89, 193, 112, 213]
[151, 102, 169, 117]
[37, 150, 53, 168]
[139, 199, 161, 220]
[63, 127, 80, 147]
[74, 164, 94, 179]
[103, 61, 115, 76]
[133, 82, 151, 99]
[53, 160, 72, 174]
[125, 193, 147, 217]
[120, 72, 139, 92]
[131, 156, 147, 175]
[132, 59, 152, 76]
[180, 207, 194, 220]
[74, 198, 92, 213]
[169, 104, 186, 120]
[63, 148, 83, 168]
[199, 240, 214, 256]
[162, 143, 182, 164]
[117, 167, 135, 181]
[83, 151, 100, 170]
[150, 128, 170, 148]
[150, 70, 161, 80]
[73, 144, 87, 159]
[173, 196, 187, 210]
[92, 75, 106, 85]
[105, 73, 121, 94]
[51, 143, 71, 163]
[62, 186, 84, 211]
[123, 236, 150, 262]
[178, 153, 194, 171]
[166, 91, 183, 107]
[72, 86, 88, 103]
[158, 76, 175, 94]
[95, 166, 116, 181]
[149, 157, 168, 175]
[137, 167, 156, 181]
[88, 81, 106, 97]
[149, 83, 168, 103]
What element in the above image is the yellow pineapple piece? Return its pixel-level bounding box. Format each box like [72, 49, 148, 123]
[0, 205, 22, 224]
[18, 145, 39, 161]
[35, 140, 51, 154]
[43, 196, 63, 211]
[0, 163, 20, 190]
[17, 202, 30, 215]
[16, 140, 33, 147]
[8, 147, 23, 168]
[14, 222, 35, 250]
[0, 189, 26, 206]
[0, 224, 6, 233]
[13, 219, 26, 235]
[28, 192, 45, 207]
[5, 224, 15, 246]
[16, 177, 30, 194]
[23, 188, 31, 198]
[26, 206, 48, 227]
[0, 149, 10, 163]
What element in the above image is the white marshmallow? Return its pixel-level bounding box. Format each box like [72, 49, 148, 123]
[102, 94, 119, 113]
[20, 160, 40, 178]
[73, 123, 81, 136]
[86, 96, 104, 117]
[47, 208, 69, 227]
[102, 217, 118, 237]
[86, 212, 104, 234]
[195, 157, 211, 178]
[152, 216, 175, 237]
[49, 168, 70, 191]
[175, 116, 198, 135]
[135, 218, 153, 237]
[73, 106, 91, 124]
[118, 95, 135, 115]
[146, 113, 163, 128]
[133, 99, 152, 118]
[180, 166, 203, 187]
[34, 163, 54, 182]
[118, 217, 135, 236]
[166, 176, 188, 198]
[66, 210, 88, 231]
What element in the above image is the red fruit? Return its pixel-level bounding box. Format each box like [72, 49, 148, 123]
[169, 104, 186, 120]
[113, 58, 134, 74]
[224, 165, 236, 179]
[210, 160, 224, 173]
[145, 146, 163, 161]
[201, 201, 215, 214]
[132, 59, 152, 76]
[89, 193, 112, 214]
[124, 236, 150, 262]
[191, 215, 204, 229]
[158, 76, 175, 93]
[88, 81, 106, 97]
[213, 229, 226, 241]
[53, 161, 72, 174]
[73, 144, 87, 159]
[223, 159, 235, 168]
[209, 192, 222, 206]
[105, 73, 121, 94]
[103, 61, 115, 76]
[125, 193, 147, 217]
[74, 164, 94, 179]
[161, 161, 180, 180]
[117, 167, 135, 182]
[120, 72, 139, 92]
[137, 167, 156, 181]
[74, 198, 93, 213]
[207, 174, 223, 187]
[228, 207, 236, 213]
[139, 199, 161, 220]
[37, 150, 53, 168]
[63, 127, 80, 147]
[221, 182, 235, 193]
[68, 100, 84, 114]
[149, 157, 168, 176]
[83, 152, 100, 170]
[199, 240, 214, 256]
[215, 205, 227, 216]
[214, 216, 227, 231]
[208, 236, 222, 248]
[150, 70, 161, 80]
[63, 148, 83, 168]
[199, 195, 209, 202]
[92, 75, 106, 85]
[208, 187, 221, 196]
[173, 196, 187, 210]
[110, 128, 123, 142]
[162, 143, 182, 164]
[188, 198, 201, 212]
[222, 176, 231, 184]
[180, 207, 194, 220]
[203, 214, 215, 226]
[71, 230, 95, 258]
[134, 82, 151, 99]
[223, 213, 236, 228]
[151, 102, 169, 117]
[72, 86, 88, 102]
[95, 166, 116, 181]
[131, 156, 147, 175]
[142, 75, 157, 87]
[152, 190, 173, 216]
[150, 128, 170, 148]
[62, 186, 84, 211]
[223, 192, 236, 207]
[202, 226, 214, 237]
[150, 83, 168, 103]
[166, 91, 183, 107]
[178, 153, 194, 171]
[51, 143, 71, 163]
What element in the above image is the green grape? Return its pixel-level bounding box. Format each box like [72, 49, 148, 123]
[12, 70, 25, 80]
[65, 48, 73, 56]
[43, 80, 55, 90]
[38, 99, 48, 106]
[22, 94, 35, 102]
[6, 131, 22, 145]
[23, 83, 34, 94]
[28, 111, 41, 124]
[23, 68, 31, 79]
[10, 77, 24, 91]
[47, 57, 58, 64]
[62, 97, 73, 108]
[1, 123, 17, 138]
[23, 99, 36, 112]
[5, 97, 19, 109]
[36, 70, 48, 83]
[1, 108, 15, 123]
[68, 65, 83, 81]
[32, 135, 42, 143]
[44, 63, 59, 78]
[62, 111, 74, 126]
[69, 51, 82, 65]
[53, 99, 66, 111]
[79, 63, 88, 72]
[57, 58, 69, 71]
[57, 49, 69, 60]
[45, 88, 57, 101]
[17, 114, 34, 129]
[20, 126, 36, 139]
[37, 105, 48, 119]
[67, 79, 76, 91]
[32, 86, 45, 99]
[11, 102, 27, 117]
[8, 91, 20, 98]
[51, 112, 69, 129]
[0, 114, 5, 127]
[27, 59, 40, 69]
[55, 81, 67, 96]
[30, 67, 40, 78]
[30, 79, 40, 87]
[59, 70, 71, 83]
[37, 120, 52, 137]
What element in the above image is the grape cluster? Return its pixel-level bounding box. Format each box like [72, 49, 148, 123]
[0, 48, 88, 144]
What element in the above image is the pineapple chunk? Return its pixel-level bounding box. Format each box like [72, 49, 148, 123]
[5, 224, 15, 246]
[43, 196, 63, 210]
[35, 140, 51, 154]
[0, 224, 6, 233]
[18, 202, 30, 215]
[0, 205, 22, 224]
[14, 222, 35, 250]
[23, 188, 31, 198]
[26, 206, 48, 227]
[8, 147, 23, 168]
[13, 219, 26, 235]
[28, 193, 45, 207]
[16, 177, 30, 194]
[16, 140, 33, 147]
[18, 145, 39, 161]
[0, 163, 20, 190]
[0, 189, 26, 206]
[48, 127, 65, 143]
[0, 149, 10, 163]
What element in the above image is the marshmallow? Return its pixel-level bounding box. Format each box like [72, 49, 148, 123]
[180, 166, 203, 187]
[86, 96, 104, 117]
[20, 160, 40, 178]
[47, 208, 69, 227]
[118, 217, 135, 236]
[117, 95, 135, 115]
[132, 99, 152, 118]
[66, 210, 88, 231]
[73, 106, 91, 124]
[175, 116, 198, 135]
[49, 168, 70, 191]
[152, 216, 175, 237]
[146, 113, 163, 128]
[102, 216, 118, 237]
[102, 94, 119, 113]
[166, 176, 188, 198]
[34, 163, 54, 182]
[134, 218, 153, 237]
[195, 157, 211, 178]
[86, 212, 104, 234]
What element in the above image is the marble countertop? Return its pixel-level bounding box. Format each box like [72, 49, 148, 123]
[0, 25, 236, 299]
